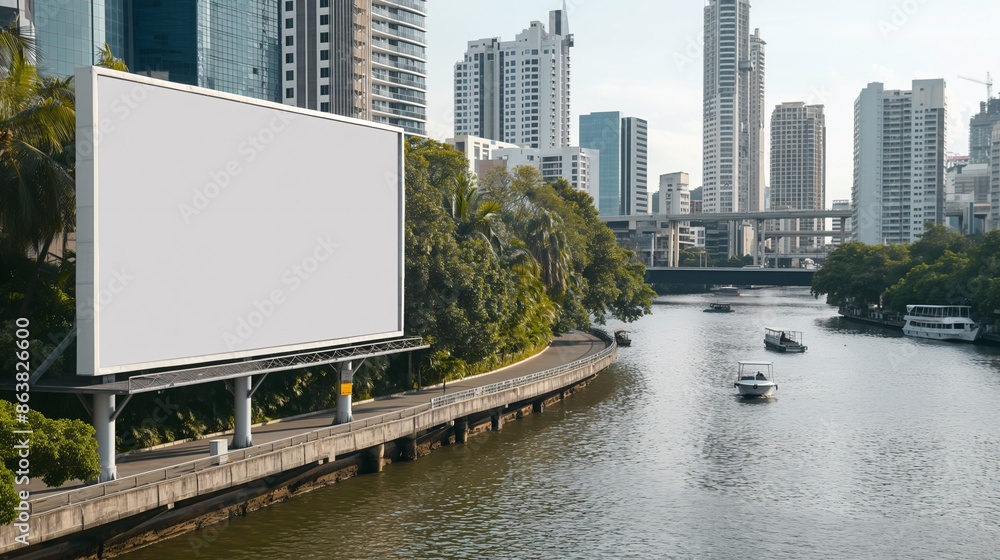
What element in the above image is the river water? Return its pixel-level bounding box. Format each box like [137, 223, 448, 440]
[127, 288, 1000, 559]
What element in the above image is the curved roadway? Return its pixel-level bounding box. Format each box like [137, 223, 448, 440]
[29, 331, 607, 498]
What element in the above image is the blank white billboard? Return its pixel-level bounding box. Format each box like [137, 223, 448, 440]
[76, 67, 404, 376]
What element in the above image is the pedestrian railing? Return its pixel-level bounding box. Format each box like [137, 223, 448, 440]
[430, 330, 616, 408]
[29, 331, 615, 515]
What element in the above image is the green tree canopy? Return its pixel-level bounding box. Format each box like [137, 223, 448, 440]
[0, 402, 100, 523]
[811, 242, 910, 307]
[882, 251, 973, 311]
[908, 224, 974, 266]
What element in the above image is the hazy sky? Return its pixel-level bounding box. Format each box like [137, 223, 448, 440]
[425, 0, 1000, 204]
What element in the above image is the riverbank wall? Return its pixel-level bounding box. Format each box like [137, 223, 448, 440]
[2, 333, 617, 559]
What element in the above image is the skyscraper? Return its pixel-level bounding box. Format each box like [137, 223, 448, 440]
[281, 0, 428, 135]
[453, 8, 573, 148]
[622, 117, 649, 215]
[579, 111, 620, 216]
[746, 29, 766, 214]
[702, 0, 764, 216]
[770, 102, 826, 250]
[969, 98, 1000, 165]
[11, 0, 128, 79]
[579, 111, 648, 216]
[853, 80, 947, 245]
[130, 0, 281, 102]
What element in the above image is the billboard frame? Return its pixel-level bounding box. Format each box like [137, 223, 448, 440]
[75, 66, 405, 377]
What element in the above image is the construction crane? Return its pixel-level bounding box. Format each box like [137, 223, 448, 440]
[958, 72, 993, 101]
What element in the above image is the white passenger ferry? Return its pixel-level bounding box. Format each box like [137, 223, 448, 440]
[902, 305, 980, 342]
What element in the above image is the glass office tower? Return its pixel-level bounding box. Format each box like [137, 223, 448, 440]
[130, 0, 281, 102]
[27, 0, 127, 78]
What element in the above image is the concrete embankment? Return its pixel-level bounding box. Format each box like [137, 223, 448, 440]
[2, 332, 616, 559]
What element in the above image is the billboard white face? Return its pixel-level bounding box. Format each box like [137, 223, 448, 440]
[76, 67, 404, 376]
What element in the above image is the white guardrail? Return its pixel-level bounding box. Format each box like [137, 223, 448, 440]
[29, 330, 616, 514]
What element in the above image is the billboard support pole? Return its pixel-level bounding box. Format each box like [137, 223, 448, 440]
[335, 361, 354, 425]
[93, 393, 118, 482]
[232, 376, 253, 449]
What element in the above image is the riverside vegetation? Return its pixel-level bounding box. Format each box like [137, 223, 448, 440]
[0, 27, 654, 521]
[812, 224, 1000, 324]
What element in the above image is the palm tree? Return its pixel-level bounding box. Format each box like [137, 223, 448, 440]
[442, 174, 504, 257]
[520, 210, 572, 299]
[0, 27, 78, 315]
[0, 27, 76, 259]
[96, 43, 128, 72]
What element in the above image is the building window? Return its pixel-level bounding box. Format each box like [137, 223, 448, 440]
[320, 67, 329, 78]
[285, 36, 293, 46]
[320, 85, 329, 95]
[285, 1, 292, 10]
[320, 14, 329, 25]
[320, 50, 329, 60]
[321, 102, 330, 111]
[285, 53, 293, 63]
[285, 70, 293, 81]
[285, 17, 293, 28]
[320, 0, 329, 6]
[320, 32, 329, 43]
[285, 88, 294, 99]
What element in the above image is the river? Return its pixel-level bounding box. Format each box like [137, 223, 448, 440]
[126, 288, 1000, 559]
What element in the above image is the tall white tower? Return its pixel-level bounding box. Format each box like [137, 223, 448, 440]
[703, 0, 764, 214]
[853, 80, 947, 244]
[454, 9, 573, 148]
[770, 102, 826, 250]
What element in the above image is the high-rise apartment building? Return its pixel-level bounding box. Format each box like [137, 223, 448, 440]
[130, 0, 281, 102]
[702, 0, 764, 215]
[770, 102, 826, 249]
[453, 9, 573, 148]
[853, 80, 947, 245]
[281, 0, 427, 135]
[579, 111, 647, 216]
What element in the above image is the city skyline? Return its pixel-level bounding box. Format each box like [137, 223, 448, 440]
[427, 0, 1000, 207]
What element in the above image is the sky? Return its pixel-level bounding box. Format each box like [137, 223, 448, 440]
[425, 0, 1000, 205]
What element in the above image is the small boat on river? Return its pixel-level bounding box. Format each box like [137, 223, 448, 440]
[717, 285, 741, 296]
[734, 361, 777, 397]
[614, 329, 632, 347]
[764, 328, 807, 352]
[704, 303, 734, 313]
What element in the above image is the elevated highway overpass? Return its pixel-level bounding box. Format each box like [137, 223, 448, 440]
[644, 267, 817, 286]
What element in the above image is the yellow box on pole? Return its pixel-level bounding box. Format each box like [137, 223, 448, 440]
[340, 382, 352, 396]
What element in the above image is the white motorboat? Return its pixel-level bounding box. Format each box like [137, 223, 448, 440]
[902, 305, 980, 342]
[764, 328, 807, 352]
[734, 361, 777, 398]
[717, 285, 741, 296]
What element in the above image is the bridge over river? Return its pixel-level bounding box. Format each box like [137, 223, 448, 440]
[644, 267, 816, 286]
